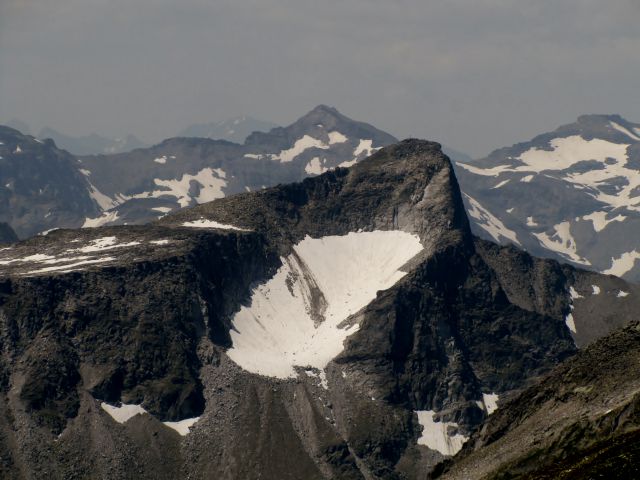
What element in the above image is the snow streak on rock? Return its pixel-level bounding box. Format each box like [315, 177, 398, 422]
[100, 402, 199, 435]
[533, 222, 590, 266]
[464, 194, 520, 246]
[181, 219, 250, 231]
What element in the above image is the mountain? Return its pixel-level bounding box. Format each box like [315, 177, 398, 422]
[0, 106, 397, 236]
[5, 119, 31, 136]
[0, 139, 636, 478]
[0, 223, 17, 244]
[37, 127, 148, 155]
[454, 114, 640, 282]
[436, 318, 640, 480]
[0, 126, 100, 238]
[179, 116, 278, 143]
[78, 104, 398, 227]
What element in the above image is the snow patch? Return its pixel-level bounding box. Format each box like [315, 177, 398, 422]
[338, 159, 358, 168]
[520, 175, 534, 183]
[101, 403, 146, 423]
[591, 285, 601, 295]
[582, 211, 626, 233]
[353, 139, 379, 159]
[603, 250, 640, 277]
[328, 131, 348, 144]
[181, 219, 250, 231]
[82, 211, 119, 228]
[492, 179, 510, 189]
[87, 184, 117, 211]
[610, 121, 640, 142]
[272, 135, 330, 163]
[304, 369, 329, 390]
[518, 136, 629, 171]
[415, 410, 468, 456]
[464, 194, 520, 245]
[482, 393, 499, 415]
[154, 156, 168, 164]
[569, 286, 583, 300]
[163, 417, 200, 436]
[526, 216, 538, 227]
[152, 168, 227, 207]
[101, 402, 198, 435]
[565, 313, 577, 334]
[617, 290, 630, 298]
[152, 206, 172, 214]
[456, 162, 514, 177]
[305, 157, 329, 175]
[565, 285, 583, 336]
[533, 222, 590, 265]
[14, 145, 22, 154]
[227, 231, 423, 379]
[76, 236, 140, 253]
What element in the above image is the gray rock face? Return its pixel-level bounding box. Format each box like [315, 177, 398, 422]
[0, 140, 636, 478]
[0, 224, 17, 244]
[0, 126, 100, 238]
[454, 114, 640, 281]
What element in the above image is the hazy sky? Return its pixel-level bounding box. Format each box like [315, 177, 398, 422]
[1, 0, 639, 156]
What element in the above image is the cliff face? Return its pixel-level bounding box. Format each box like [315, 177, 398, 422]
[437, 320, 640, 480]
[0, 140, 637, 479]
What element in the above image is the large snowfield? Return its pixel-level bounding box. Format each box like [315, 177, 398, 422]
[226, 230, 423, 379]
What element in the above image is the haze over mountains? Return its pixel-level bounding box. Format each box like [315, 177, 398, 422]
[179, 116, 279, 144]
[0, 139, 637, 478]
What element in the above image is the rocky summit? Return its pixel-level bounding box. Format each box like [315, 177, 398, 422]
[0, 140, 637, 479]
[455, 114, 640, 282]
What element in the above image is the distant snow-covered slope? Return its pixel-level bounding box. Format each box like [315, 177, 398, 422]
[454, 114, 640, 281]
[79, 105, 398, 227]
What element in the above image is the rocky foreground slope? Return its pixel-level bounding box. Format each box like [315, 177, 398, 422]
[436, 318, 640, 480]
[0, 140, 637, 479]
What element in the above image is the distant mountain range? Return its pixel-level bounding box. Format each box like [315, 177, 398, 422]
[0, 106, 397, 237]
[3, 110, 640, 284]
[4, 116, 278, 156]
[454, 114, 640, 282]
[179, 116, 278, 144]
[37, 128, 148, 156]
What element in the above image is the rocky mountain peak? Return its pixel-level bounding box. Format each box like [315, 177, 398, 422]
[162, 138, 471, 254]
[244, 105, 397, 147]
